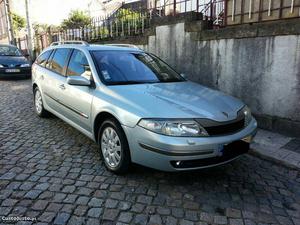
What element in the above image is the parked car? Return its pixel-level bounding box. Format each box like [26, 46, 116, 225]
[0, 44, 31, 78]
[32, 41, 257, 173]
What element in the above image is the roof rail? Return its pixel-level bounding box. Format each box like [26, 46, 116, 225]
[105, 44, 140, 49]
[50, 41, 89, 46]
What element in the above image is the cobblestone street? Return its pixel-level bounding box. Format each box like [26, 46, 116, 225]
[0, 79, 299, 225]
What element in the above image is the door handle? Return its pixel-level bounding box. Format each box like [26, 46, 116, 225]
[40, 75, 44, 80]
[59, 84, 65, 90]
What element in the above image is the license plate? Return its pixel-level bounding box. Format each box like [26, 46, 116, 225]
[5, 69, 20, 73]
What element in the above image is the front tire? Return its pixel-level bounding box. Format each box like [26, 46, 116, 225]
[98, 119, 131, 174]
[34, 87, 49, 117]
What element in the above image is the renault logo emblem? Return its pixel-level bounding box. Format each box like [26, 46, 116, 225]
[222, 112, 229, 117]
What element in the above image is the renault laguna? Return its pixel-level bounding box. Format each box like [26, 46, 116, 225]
[32, 41, 257, 173]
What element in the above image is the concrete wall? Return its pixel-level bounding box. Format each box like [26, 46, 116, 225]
[133, 21, 300, 136]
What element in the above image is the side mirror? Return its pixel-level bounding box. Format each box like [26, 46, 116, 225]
[67, 76, 91, 86]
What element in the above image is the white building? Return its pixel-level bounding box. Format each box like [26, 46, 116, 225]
[88, 0, 124, 18]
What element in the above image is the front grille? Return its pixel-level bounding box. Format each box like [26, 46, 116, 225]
[204, 118, 245, 136]
[170, 140, 249, 169]
[196, 109, 246, 136]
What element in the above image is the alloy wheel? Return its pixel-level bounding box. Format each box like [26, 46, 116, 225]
[35, 89, 43, 114]
[101, 127, 122, 168]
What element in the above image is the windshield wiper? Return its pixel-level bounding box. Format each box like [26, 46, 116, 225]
[160, 79, 185, 83]
[108, 80, 159, 85]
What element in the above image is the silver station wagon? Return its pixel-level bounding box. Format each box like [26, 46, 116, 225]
[32, 41, 257, 173]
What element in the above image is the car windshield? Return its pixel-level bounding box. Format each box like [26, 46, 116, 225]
[0, 45, 22, 56]
[91, 51, 185, 85]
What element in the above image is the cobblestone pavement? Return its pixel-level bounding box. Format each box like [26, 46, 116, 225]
[0, 79, 300, 225]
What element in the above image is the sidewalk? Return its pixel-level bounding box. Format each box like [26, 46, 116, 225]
[250, 129, 300, 170]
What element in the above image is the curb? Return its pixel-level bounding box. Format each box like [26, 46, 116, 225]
[249, 145, 300, 171]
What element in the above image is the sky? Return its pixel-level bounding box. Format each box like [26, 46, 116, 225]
[11, 0, 90, 25]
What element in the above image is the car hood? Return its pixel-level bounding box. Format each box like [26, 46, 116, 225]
[107, 81, 245, 122]
[0, 56, 29, 66]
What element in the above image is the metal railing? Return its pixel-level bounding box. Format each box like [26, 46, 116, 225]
[45, 0, 300, 48]
[226, 0, 300, 25]
[148, 0, 225, 25]
[148, 0, 300, 26]
[51, 7, 151, 43]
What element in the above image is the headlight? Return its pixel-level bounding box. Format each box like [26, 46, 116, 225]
[0, 64, 4, 68]
[242, 105, 252, 126]
[138, 119, 209, 137]
[20, 63, 30, 67]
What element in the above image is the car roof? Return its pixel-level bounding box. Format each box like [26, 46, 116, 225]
[45, 43, 143, 53]
[88, 44, 143, 52]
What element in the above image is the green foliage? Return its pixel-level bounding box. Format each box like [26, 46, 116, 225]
[111, 8, 145, 37]
[11, 13, 26, 34]
[33, 23, 50, 34]
[98, 27, 109, 37]
[61, 10, 92, 29]
[116, 8, 141, 21]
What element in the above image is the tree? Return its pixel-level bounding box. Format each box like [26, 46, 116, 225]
[116, 8, 140, 21]
[11, 13, 26, 35]
[33, 23, 49, 34]
[61, 10, 92, 29]
[115, 8, 145, 35]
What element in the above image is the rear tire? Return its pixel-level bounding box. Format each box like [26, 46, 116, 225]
[98, 119, 131, 174]
[34, 87, 49, 118]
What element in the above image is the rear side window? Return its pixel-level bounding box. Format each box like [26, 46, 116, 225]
[48, 48, 70, 75]
[67, 50, 89, 76]
[35, 50, 52, 67]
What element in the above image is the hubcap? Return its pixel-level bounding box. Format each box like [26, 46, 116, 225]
[35, 90, 43, 114]
[101, 127, 121, 168]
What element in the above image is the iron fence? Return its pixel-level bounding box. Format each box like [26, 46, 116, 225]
[50, 0, 225, 43]
[15, 36, 29, 55]
[41, 0, 300, 49]
[226, 0, 300, 25]
[51, 7, 151, 43]
[148, 0, 226, 25]
[148, 0, 300, 26]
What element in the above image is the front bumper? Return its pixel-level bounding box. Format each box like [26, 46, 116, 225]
[0, 67, 31, 78]
[122, 118, 257, 171]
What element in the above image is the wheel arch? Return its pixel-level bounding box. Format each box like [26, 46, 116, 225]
[93, 111, 122, 143]
[32, 83, 38, 93]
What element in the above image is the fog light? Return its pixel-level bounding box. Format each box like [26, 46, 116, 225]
[175, 161, 181, 166]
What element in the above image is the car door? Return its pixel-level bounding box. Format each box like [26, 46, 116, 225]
[42, 48, 71, 114]
[58, 49, 94, 133]
[33, 49, 53, 103]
